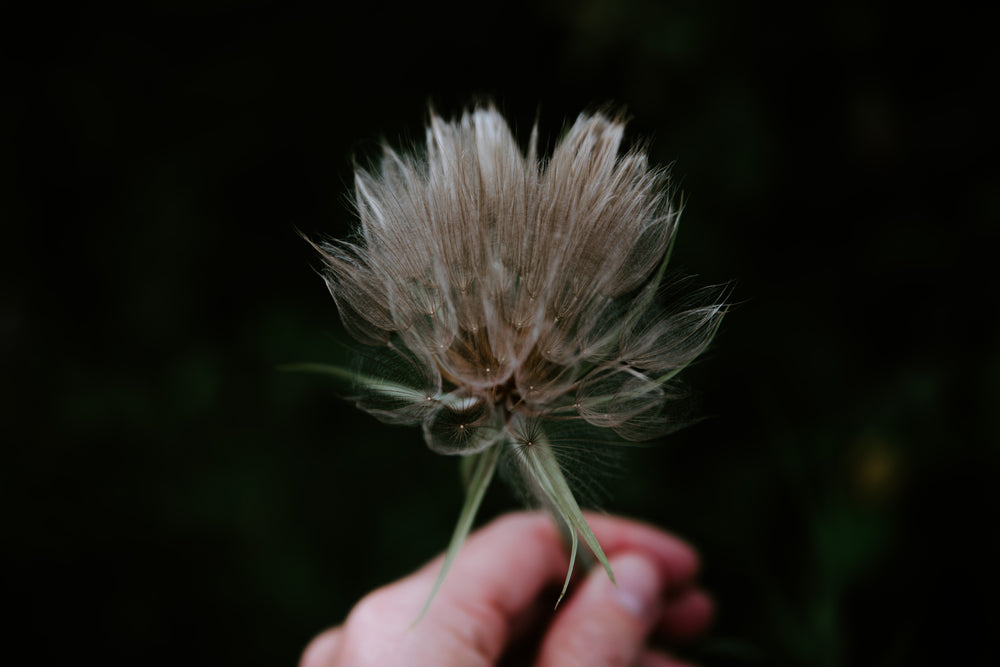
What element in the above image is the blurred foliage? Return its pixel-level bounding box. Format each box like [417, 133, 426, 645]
[4, 0, 998, 665]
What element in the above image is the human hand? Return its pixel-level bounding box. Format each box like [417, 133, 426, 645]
[300, 511, 713, 667]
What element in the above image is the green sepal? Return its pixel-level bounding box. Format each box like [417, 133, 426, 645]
[278, 362, 434, 404]
[412, 442, 502, 625]
[517, 433, 616, 606]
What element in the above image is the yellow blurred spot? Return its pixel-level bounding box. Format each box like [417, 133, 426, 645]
[851, 435, 901, 503]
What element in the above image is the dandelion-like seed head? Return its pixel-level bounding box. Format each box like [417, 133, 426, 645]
[306, 106, 726, 618]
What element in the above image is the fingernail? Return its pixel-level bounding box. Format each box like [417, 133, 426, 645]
[610, 553, 661, 621]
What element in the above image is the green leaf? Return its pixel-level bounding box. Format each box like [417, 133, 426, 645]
[413, 442, 502, 625]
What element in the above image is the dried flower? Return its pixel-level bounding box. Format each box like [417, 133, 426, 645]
[301, 106, 726, 619]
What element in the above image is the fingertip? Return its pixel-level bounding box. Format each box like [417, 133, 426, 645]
[659, 588, 714, 641]
[299, 627, 341, 667]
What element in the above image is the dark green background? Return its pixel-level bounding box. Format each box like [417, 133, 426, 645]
[5, 1, 997, 665]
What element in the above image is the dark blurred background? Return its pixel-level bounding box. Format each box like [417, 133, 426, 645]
[4, 1, 997, 665]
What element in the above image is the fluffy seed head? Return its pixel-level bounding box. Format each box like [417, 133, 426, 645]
[307, 106, 726, 617]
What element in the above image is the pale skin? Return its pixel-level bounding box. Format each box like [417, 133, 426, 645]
[300, 512, 714, 667]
